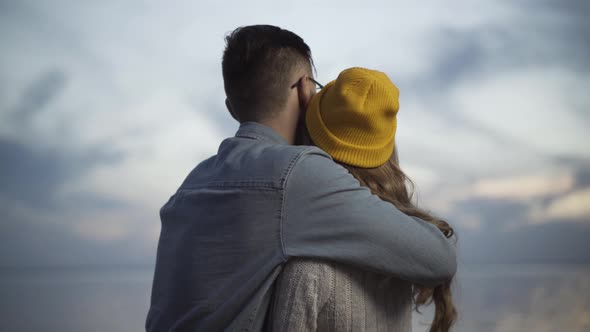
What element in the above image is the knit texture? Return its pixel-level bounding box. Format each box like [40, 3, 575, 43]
[306, 67, 399, 168]
[270, 258, 413, 331]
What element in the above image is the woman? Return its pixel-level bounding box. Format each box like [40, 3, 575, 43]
[270, 68, 457, 331]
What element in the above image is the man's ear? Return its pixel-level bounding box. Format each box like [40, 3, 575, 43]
[225, 98, 239, 122]
[296, 80, 313, 112]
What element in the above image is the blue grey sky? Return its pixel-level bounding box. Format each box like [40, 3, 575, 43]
[0, 0, 589, 267]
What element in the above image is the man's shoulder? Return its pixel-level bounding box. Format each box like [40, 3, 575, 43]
[259, 144, 340, 180]
[181, 139, 335, 188]
[236, 142, 334, 183]
[284, 145, 359, 193]
[263, 144, 332, 168]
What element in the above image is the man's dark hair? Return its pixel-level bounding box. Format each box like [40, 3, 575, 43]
[222, 25, 314, 122]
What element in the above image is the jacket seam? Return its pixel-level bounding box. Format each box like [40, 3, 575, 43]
[235, 132, 285, 144]
[278, 147, 316, 262]
[180, 180, 282, 190]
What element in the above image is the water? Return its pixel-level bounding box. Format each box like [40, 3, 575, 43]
[1, 264, 589, 332]
[414, 264, 590, 332]
[0, 266, 153, 332]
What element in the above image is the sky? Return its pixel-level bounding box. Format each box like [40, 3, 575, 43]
[0, 0, 589, 267]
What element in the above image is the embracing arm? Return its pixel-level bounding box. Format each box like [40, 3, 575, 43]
[281, 149, 456, 288]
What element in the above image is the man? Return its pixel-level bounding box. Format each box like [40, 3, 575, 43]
[146, 25, 456, 331]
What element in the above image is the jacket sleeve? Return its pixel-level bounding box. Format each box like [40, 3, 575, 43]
[281, 148, 457, 287]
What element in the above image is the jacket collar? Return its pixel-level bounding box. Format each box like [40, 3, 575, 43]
[235, 122, 289, 145]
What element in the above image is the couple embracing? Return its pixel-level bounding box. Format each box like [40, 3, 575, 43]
[147, 25, 457, 332]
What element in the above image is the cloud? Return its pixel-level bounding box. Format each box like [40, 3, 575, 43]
[0, 137, 121, 210]
[451, 67, 590, 159]
[457, 221, 590, 264]
[0, 194, 158, 267]
[1, 0, 589, 267]
[9, 69, 67, 125]
[574, 165, 590, 189]
[470, 171, 574, 200]
[392, 0, 590, 184]
[536, 187, 590, 222]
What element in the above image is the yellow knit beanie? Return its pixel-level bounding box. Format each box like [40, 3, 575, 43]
[306, 67, 400, 168]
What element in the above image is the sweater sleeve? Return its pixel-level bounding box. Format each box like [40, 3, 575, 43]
[270, 259, 328, 332]
[281, 149, 456, 288]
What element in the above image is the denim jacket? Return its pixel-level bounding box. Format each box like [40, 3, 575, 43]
[146, 122, 456, 332]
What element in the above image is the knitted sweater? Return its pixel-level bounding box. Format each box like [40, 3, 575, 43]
[270, 258, 413, 331]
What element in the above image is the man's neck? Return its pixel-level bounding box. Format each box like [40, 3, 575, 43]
[252, 90, 302, 145]
[257, 118, 297, 145]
